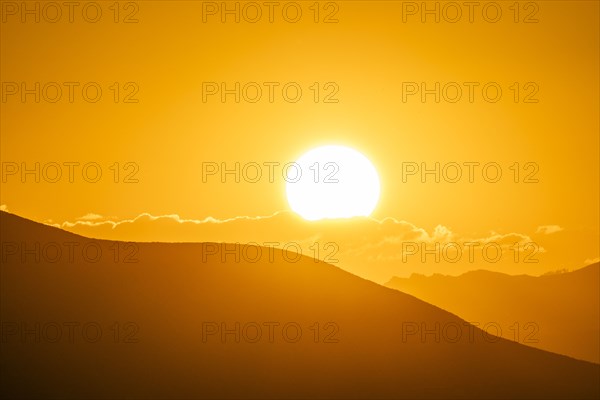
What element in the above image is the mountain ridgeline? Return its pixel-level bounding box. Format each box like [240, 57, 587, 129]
[1, 211, 598, 399]
[386, 263, 600, 364]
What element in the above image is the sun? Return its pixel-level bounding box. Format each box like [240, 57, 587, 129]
[286, 145, 381, 221]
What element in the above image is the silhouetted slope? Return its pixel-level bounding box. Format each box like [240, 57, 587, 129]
[1, 211, 599, 399]
[386, 264, 600, 363]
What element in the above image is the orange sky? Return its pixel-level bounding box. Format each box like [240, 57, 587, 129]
[1, 0, 598, 282]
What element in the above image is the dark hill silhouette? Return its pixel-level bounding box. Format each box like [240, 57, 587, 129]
[1, 211, 599, 399]
[386, 264, 600, 364]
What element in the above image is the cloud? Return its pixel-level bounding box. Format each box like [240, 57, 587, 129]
[536, 225, 563, 235]
[77, 213, 104, 221]
[23, 208, 591, 282]
[53, 211, 544, 281]
[583, 257, 600, 265]
[0, 204, 7, 211]
[54, 211, 539, 253]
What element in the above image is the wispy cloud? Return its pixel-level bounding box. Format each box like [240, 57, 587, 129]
[584, 257, 600, 265]
[54, 211, 542, 265]
[28, 210, 596, 282]
[536, 225, 563, 235]
[77, 213, 104, 221]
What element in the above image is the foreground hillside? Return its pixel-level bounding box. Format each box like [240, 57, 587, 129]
[1, 211, 599, 399]
[386, 264, 600, 363]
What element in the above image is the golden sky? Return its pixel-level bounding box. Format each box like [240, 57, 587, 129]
[1, 0, 598, 282]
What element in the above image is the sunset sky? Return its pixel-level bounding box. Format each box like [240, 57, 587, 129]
[1, 0, 598, 282]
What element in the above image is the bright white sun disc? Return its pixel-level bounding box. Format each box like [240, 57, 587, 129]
[286, 145, 380, 221]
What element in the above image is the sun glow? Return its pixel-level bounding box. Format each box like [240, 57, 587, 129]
[286, 145, 381, 221]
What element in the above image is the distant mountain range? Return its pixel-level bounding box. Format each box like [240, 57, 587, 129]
[386, 263, 600, 364]
[1, 211, 598, 399]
